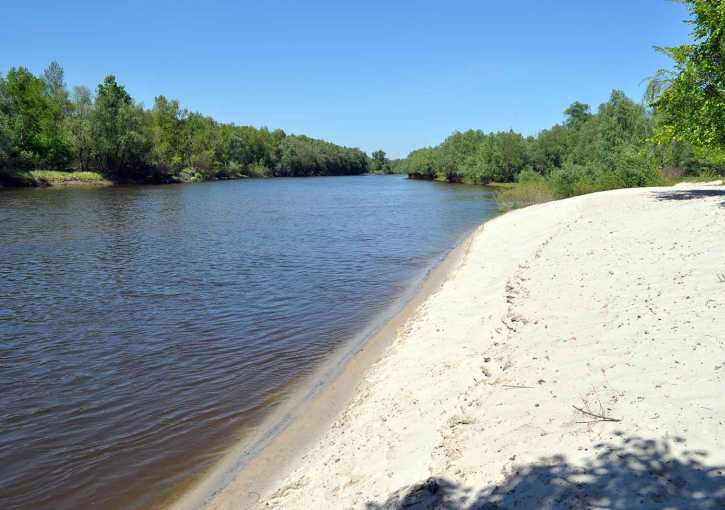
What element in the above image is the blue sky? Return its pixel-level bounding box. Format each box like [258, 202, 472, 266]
[2, 1, 691, 158]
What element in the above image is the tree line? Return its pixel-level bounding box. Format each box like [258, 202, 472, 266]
[0, 65, 368, 185]
[398, 0, 723, 199]
[399, 87, 722, 196]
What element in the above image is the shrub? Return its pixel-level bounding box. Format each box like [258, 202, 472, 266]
[496, 178, 555, 210]
[549, 163, 601, 198]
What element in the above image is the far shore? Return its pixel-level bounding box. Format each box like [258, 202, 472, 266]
[188, 183, 725, 509]
[0, 170, 416, 189]
[0, 170, 113, 188]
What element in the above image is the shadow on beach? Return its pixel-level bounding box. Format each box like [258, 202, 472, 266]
[653, 188, 725, 206]
[366, 435, 725, 510]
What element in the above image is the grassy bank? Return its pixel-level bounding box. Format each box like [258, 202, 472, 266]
[0, 169, 111, 188]
[494, 166, 723, 211]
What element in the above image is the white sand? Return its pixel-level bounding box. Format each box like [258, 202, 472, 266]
[208, 185, 725, 509]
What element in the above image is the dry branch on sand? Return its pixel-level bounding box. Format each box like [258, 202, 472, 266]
[572, 401, 621, 424]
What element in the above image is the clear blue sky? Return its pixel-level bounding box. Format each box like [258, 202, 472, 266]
[2, 1, 691, 158]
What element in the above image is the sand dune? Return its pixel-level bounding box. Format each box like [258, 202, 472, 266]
[208, 185, 725, 509]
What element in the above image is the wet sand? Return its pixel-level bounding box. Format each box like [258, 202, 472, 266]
[187, 184, 725, 509]
[173, 217, 480, 510]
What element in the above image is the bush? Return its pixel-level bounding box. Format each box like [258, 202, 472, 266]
[496, 179, 555, 210]
[29, 170, 106, 183]
[246, 161, 271, 177]
[609, 147, 663, 188]
[177, 167, 205, 183]
[515, 167, 546, 184]
[549, 163, 600, 198]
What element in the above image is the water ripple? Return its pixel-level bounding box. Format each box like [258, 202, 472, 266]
[0, 176, 497, 510]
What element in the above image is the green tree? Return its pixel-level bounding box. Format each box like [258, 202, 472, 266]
[151, 95, 186, 173]
[488, 131, 530, 182]
[0, 64, 72, 170]
[564, 101, 592, 131]
[595, 90, 653, 167]
[0, 73, 12, 168]
[1, 67, 49, 163]
[440, 130, 487, 182]
[40, 61, 72, 168]
[93, 75, 152, 178]
[370, 149, 390, 173]
[402, 147, 442, 180]
[276, 135, 367, 177]
[42, 62, 70, 113]
[529, 125, 569, 175]
[648, 0, 724, 149]
[66, 85, 94, 171]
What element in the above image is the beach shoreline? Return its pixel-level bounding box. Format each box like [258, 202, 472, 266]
[189, 184, 725, 509]
[172, 219, 484, 510]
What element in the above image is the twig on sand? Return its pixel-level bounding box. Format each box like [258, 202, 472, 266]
[572, 404, 621, 423]
[502, 384, 534, 389]
[501, 318, 517, 332]
[717, 272, 725, 283]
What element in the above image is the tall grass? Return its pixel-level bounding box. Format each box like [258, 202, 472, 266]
[0, 169, 110, 187]
[30, 170, 107, 183]
[495, 163, 720, 211]
[496, 180, 555, 210]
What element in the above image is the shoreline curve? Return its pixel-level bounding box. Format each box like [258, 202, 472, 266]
[172, 216, 488, 510]
[180, 183, 725, 509]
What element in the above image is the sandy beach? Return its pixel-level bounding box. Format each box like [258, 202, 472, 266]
[202, 184, 725, 509]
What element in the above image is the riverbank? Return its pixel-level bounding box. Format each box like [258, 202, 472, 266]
[0, 169, 112, 187]
[200, 183, 725, 509]
[0, 170, 397, 189]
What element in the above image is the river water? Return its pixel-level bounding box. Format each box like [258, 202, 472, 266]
[0, 175, 498, 509]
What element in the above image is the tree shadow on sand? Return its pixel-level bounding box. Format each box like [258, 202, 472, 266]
[652, 188, 725, 206]
[366, 435, 725, 509]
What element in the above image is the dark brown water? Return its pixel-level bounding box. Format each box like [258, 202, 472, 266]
[0, 175, 497, 509]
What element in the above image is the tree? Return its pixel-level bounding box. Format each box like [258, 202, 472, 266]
[440, 130, 487, 182]
[399, 90, 658, 186]
[0, 61, 378, 183]
[276, 135, 367, 177]
[151, 95, 185, 173]
[66, 85, 94, 171]
[0, 63, 72, 170]
[42, 62, 70, 114]
[370, 149, 390, 173]
[1, 67, 49, 161]
[530, 125, 569, 175]
[0, 73, 11, 168]
[0, 103, 11, 169]
[40, 61, 72, 168]
[564, 101, 592, 131]
[648, 0, 724, 149]
[402, 147, 441, 180]
[595, 90, 653, 167]
[489, 131, 530, 182]
[93, 75, 152, 178]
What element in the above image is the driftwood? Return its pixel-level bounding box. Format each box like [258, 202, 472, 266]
[572, 404, 621, 424]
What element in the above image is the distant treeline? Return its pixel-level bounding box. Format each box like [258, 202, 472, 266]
[398, 89, 722, 194]
[398, 0, 723, 203]
[0, 63, 368, 185]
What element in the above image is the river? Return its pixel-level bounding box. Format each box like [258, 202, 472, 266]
[0, 175, 498, 509]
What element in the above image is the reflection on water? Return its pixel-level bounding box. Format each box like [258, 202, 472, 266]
[0, 176, 497, 509]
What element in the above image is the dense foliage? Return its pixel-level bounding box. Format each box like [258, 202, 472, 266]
[647, 0, 724, 152]
[399, 2, 724, 205]
[399, 90, 664, 186]
[0, 64, 368, 184]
